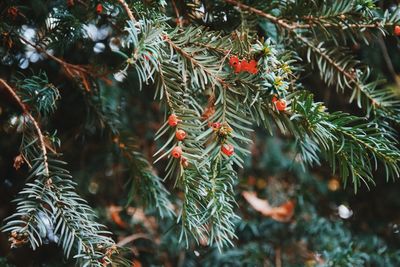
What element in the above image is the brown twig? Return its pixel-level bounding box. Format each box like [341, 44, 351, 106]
[19, 36, 90, 75]
[377, 34, 400, 88]
[116, 0, 137, 24]
[0, 79, 49, 176]
[117, 233, 151, 247]
[171, 0, 183, 27]
[19, 35, 106, 92]
[275, 247, 282, 267]
[224, 0, 389, 30]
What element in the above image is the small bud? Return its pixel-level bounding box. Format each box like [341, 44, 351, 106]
[181, 157, 189, 168]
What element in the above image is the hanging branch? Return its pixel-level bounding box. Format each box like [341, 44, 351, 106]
[0, 79, 49, 176]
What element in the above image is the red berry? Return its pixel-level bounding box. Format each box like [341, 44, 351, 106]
[275, 99, 287, 111]
[171, 146, 183, 158]
[7, 7, 18, 18]
[175, 129, 186, 141]
[168, 114, 179, 127]
[221, 144, 234, 157]
[96, 3, 103, 14]
[241, 60, 250, 72]
[212, 122, 221, 129]
[248, 59, 258, 74]
[234, 62, 242, 73]
[229, 56, 240, 67]
[272, 96, 278, 103]
[395, 25, 400, 36]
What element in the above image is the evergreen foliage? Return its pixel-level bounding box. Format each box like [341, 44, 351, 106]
[0, 0, 400, 265]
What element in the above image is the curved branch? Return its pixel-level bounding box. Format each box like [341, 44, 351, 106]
[0, 79, 49, 176]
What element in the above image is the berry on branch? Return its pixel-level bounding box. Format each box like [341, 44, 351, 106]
[96, 3, 103, 14]
[229, 56, 240, 67]
[275, 99, 287, 111]
[221, 144, 234, 157]
[395, 25, 400, 36]
[175, 129, 186, 141]
[7, 7, 18, 19]
[168, 114, 179, 127]
[248, 59, 258, 74]
[171, 146, 183, 158]
[212, 122, 221, 130]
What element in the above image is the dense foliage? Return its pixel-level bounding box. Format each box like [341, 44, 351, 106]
[1, 0, 400, 266]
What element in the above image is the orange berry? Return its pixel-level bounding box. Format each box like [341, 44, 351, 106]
[395, 25, 400, 36]
[175, 129, 186, 141]
[248, 59, 258, 74]
[168, 114, 179, 127]
[221, 144, 234, 157]
[275, 99, 287, 111]
[229, 56, 240, 67]
[241, 60, 250, 72]
[234, 63, 242, 73]
[171, 146, 182, 158]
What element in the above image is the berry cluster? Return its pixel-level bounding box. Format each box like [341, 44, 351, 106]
[229, 56, 258, 74]
[168, 114, 188, 167]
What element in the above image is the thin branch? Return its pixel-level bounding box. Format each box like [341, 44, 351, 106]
[117, 233, 151, 247]
[377, 34, 400, 88]
[19, 36, 90, 75]
[0, 79, 49, 176]
[171, 0, 183, 27]
[224, 0, 389, 30]
[116, 0, 137, 24]
[163, 35, 228, 87]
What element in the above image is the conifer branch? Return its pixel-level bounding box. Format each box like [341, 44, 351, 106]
[163, 35, 228, 87]
[0, 79, 49, 177]
[224, 0, 392, 30]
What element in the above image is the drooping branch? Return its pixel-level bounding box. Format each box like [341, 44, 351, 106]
[0, 79, 49, 176]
